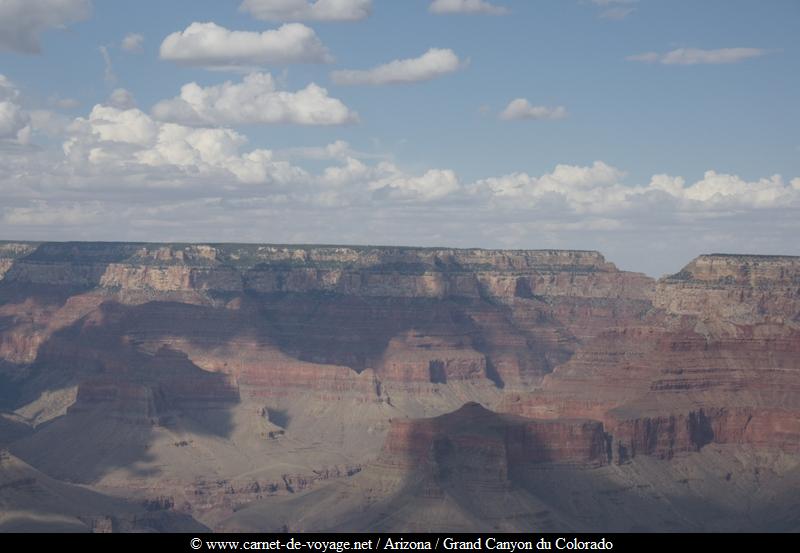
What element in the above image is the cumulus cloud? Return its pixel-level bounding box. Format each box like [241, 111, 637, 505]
[69, 104, 157, 146]
[648, 171, 796, 208]
[121, 33, 144, 52]
[239, 0, 372, 21]
[0, 100, 31, 142]
[371, 169, 460, 201]
[0, 75, 32, 143]
[331, 48, 464, 86]
[62, 104, 308, 185]
[312, 158, 461, 203]
[473, 163, 800, 215]
[429, 0, 508, 15]
[0, 0, 90, 54]
[151, 73, 357, 127]
[2, 97, 462, 211]
[628, 47, 768, 65]
[474, 161, 626, 212]
[500, 99, 567, 121]
[159, 22, 332, 70]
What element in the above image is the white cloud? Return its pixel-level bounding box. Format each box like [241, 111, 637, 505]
[159, 22, 332, 70]
[371, 169, 460, 201]
[70, 104, 157, 146]
[474, 163, 800, 215]
[151, 72, 357, 127]
[0, 74, 32, 143]
[474, 161, 626, 213]
[239, 0, 372, 21]
[500, 99, 568, 121]
[54, 105, 324, 188]
[429, 0, 508, 15]
[278, 140, 356, 160]
[628, 47, 768, 65]
[108, 88, 136, 109]
[649, 171, 795, 208]
[3, 98, 458, 206]
[331, 48, 464, 86]
[0, 0, 90, 54]
[121, 33, 144, 53]
[311, 157, 460, 203]
[0, 100, 30, 142]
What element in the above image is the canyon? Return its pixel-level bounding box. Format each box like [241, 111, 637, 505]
[0, 241, 799, 532]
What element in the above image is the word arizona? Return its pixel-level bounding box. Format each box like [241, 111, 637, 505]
[384, 540, 433, 550]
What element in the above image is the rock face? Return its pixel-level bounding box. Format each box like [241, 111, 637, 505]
[505, 253, 800, 462]
[655, 254, 800, 323]
[1, 242, 799, 532]
[0, 241, 653, 394]
[380, 402, 608, 474]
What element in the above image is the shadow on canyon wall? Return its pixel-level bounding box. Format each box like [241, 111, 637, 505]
[0, 242, 582, 482]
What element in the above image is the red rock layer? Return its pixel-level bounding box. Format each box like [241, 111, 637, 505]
[379, 402, 608, 475]
[503, 254, 800, 461]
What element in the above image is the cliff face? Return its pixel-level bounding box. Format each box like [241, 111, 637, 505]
[655, 254, 800, 323]
[1, 242, 651, 299]
[1, 242, 799, 531]
[0, 241, 653, 393]
[379, 402, 608, 474]
[505, 253, 800, 461]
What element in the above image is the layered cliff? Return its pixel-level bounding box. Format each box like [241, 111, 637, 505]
[0, 241, 652, 300]
[379, 402, 608, 473]
[2, 242, 799, 531]
[0, 241, 653, 394]
[505, 253, 800, 461]
[655, 254, 800, 324]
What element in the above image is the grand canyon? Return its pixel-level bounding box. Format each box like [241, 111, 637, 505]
[1, 241, 799, 532]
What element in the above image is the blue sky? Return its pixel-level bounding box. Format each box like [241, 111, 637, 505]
[1, 0, 798, 275]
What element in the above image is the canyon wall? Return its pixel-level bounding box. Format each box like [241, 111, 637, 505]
[1, 242, 799, 529]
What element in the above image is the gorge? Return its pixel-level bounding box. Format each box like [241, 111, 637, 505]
[1, 241, 799, 532]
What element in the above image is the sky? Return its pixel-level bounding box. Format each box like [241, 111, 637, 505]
[0, 0, 798, 276]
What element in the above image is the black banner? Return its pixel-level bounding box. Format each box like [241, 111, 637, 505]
[0, 533, 788, 551]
